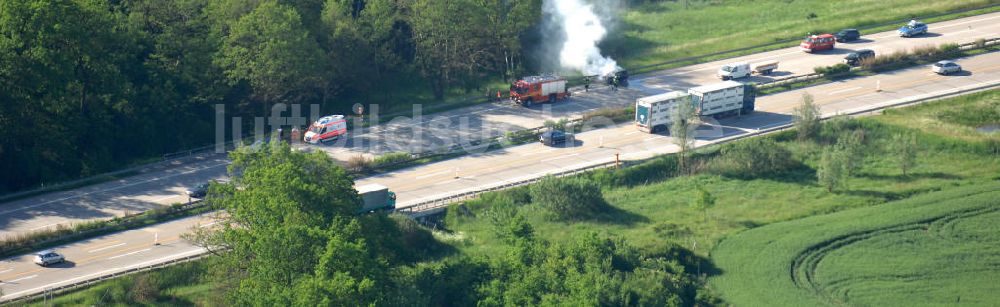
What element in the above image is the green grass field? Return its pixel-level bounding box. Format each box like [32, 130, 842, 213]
[709, 182, 1000, 306]
[611, 0, 997, 70]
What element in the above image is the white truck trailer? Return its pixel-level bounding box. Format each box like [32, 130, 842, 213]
[635, 81, 755, 133]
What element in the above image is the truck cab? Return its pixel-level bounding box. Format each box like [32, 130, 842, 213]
[303, 115, 347, 144]
[800, 34, 836, 52]
[717, 62, 750, 80]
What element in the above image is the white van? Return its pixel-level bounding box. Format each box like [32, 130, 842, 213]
[717, 62, 750, 80]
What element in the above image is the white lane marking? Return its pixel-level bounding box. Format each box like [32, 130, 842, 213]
[29, 223, 60, 231]
[0, 162, 229, 215]
[415, 169, 453, 179]
[828, 86, 863, 95]
[936, 14, 1000, 29]
[199, 221, 218, 228]
[88, 242, 127, 253]
[0, 268, 13, 274]
[645, 136, 667, 141]
[108, 248, 152, 260]
[625, 131, 641, 136]
[7, 274, 37, 283]
[540, 153, 580, 163]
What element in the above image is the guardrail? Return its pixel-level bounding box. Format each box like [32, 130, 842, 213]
[1, 251, 209, 304]
[756, 37, 1000, 90]
[398, 76, 1000, 219]
[397, 160, 624, 217]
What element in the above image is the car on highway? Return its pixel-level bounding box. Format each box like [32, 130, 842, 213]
[898, 20, 928, 37]
[540, 130, 573, 146]
[932, 60, 962, 75]
[844, 49, 875, 66]
[800, 33, 836, 52]
[186, 182, 210, 198]
[33, 250, 65, 266]
[834, 29, 861, 42]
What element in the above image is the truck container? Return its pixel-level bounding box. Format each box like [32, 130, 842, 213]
[634, 91, 690, 133]
[357, 184, 396, 213]
[688, 80, 756, 118]
[510, 75, 569, 107]
[634, 81, 756, 134]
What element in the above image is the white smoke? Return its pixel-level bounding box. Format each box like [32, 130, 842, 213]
[544, 0, 621, 77]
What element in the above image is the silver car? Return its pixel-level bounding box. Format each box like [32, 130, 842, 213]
[932, 60, 961, 75]
[33, 250, 65, 266]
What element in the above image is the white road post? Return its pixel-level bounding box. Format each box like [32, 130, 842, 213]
[154, 233, 160, 246]
[876, 80, 882, 92]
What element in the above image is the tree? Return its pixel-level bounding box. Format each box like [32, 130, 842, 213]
[817, 148, 846, 192]
[794, 92, 821, 141]
[836, 129, 866, 176]
[890, 132, 918, 176]
[672, 96, 698, 174]
[194, 143, 398, 305]
[690, 185, 716, 222]
[216, 0, 324, 115]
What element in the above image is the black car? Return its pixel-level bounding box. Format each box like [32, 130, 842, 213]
[186, 182, 210, 198]
[844, 49, 875, 66]
[539, 130, 573, 146]
[834, 29, 860, 42]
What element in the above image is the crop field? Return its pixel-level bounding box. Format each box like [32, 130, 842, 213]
[611, 0, 998, 69]
[709, 183, 1000, 306]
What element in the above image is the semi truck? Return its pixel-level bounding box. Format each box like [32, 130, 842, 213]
[357, 184, 396, 213]
[510, 75, 569, 107]
[635, 81, 755, 133]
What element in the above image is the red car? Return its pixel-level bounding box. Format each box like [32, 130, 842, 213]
[800, 34, 836, 52]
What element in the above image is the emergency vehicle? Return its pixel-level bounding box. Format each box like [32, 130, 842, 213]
[800, 33, 836, 52]
[303, 115, 347, 144]
[509, 75, 569, 107]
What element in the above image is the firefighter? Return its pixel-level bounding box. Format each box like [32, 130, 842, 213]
[584, 76, 591, 92]
[611, 76, 619, 91]
[496, 90, 502, 102]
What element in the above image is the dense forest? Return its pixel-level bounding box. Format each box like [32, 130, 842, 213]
[0, 0, 542, 192]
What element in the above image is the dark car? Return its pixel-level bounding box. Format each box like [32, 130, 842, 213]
[844, 49, 875, 66]
[834, 29, 860, 42]
[186, 182, 210, 198]
[604, 69, 629, 87]
[539, 130, 573, 146]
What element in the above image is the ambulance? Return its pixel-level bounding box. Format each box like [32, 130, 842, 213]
[303, 115, 347, 144]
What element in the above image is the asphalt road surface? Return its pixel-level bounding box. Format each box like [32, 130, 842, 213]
[3, 13, 997, 238]
[2, 49, 997, 302]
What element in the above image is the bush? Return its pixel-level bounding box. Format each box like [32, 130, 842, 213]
[813, 63, 851, 77]
[503, 129, 539, 145]
[346, 154, 371, 172]
[372, 152, 412, 168]
[529, 177, 609, 221]
[709, 138, 795, 178]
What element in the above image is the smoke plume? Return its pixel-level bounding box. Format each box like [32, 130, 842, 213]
[544, 0, 621, 77]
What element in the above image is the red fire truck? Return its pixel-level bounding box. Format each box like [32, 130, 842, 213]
[800, 33, 836, 52]
[509, 75, 569, 107]
[303, 115, 347, 144]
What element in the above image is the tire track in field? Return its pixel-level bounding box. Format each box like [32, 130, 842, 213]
[788, 205, 1000, 305]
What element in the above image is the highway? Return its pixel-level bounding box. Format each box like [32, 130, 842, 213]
[0, 12, 999, 301]
[2, 48, 999, 302]
[1, 12, 997, 238]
